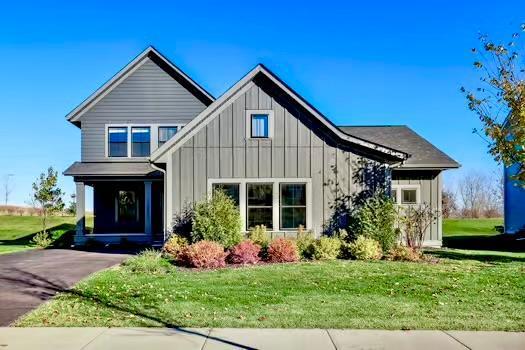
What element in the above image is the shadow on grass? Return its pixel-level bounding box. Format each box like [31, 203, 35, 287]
[0, 223, 76, 248]
[443, 233, 525, 253]
[0, 268, 255, 349]
[430, 249, 525, 263]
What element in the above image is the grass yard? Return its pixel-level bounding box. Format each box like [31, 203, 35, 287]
[16, 255, 525, 330]
[0, 215, 93, 254]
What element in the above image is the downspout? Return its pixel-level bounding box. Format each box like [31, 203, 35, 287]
[150, 162, 168, 242]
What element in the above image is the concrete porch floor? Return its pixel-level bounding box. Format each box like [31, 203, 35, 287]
[0, 328, 523, 350]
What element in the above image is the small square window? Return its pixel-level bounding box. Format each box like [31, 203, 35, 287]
[401, 189, 417, 204]
[251, 114, 269, 138]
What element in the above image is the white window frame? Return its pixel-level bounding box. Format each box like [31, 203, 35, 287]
[208, 178, 312, 232]
[391, 184, 421, 205]
[105, 123, 186, 158]
[245, 110, 274, 139]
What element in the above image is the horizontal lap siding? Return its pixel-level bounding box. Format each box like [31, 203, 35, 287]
[170, 82, 377, 235]
[80, 58, 207, 162]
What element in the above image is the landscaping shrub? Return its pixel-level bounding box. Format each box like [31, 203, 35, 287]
[228, 240, 261, 264]
[162, 234, 188, 260]
[179, 240, 228, 269]
[312, 236, 341, 260]
[267, 238, 299, 263]
[31, 232, 53, 249]
[247, 225, 270, 248]
[386, 245, 422, 262]
[296, 226, 315, 259]
[171, 205, 194, 241]
[398, 203, 439, 251]
[348, 236, 382, 260]
[122, 249, 171, 274]
[192, 190, 242, 248]
[349, 192, 398, 252]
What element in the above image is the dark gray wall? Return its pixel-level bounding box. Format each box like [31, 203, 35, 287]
[169, 82, 386, 235]
[79, 58, 207, 162]
[392, 170, 443, 244]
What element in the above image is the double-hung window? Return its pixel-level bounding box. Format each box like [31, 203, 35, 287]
[108, 127, 128, 157]
[247, 183, 273, 229]
[280, 184, 307, 229]
[131, 127, 151, 157]
[158, 126, 178, 147]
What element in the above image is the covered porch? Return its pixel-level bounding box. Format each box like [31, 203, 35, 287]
[65, 162, 166, 246]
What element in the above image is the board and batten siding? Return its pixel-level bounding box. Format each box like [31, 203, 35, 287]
[79, 58, 207, 162]
[392, 170, 443, 244]
[169, 83, 384, 235]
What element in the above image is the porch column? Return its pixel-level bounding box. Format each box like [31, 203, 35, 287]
[144, 181, 152, 236]
[75, 182, 85, 240]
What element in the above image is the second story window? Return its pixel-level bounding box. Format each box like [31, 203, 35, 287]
[251, 114, 269, 138]
[158, 126, 178, 147]
[131, 127, 150, 157]
[108, 127, 128, 157]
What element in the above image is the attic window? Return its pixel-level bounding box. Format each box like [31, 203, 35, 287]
[246, 110, 274, 139]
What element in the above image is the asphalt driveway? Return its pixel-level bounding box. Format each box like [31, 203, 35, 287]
[0, 249, 129, 326]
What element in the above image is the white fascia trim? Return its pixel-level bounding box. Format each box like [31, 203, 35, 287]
[67, 49, 152, 122]
[67, 46, 214, 122]
[207, 178, 312, 232]
[151, 64, 407, 163]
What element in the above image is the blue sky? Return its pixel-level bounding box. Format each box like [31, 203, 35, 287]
[0, 0, 523, 208]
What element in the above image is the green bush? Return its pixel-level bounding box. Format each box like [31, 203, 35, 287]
[121, 249, 172, 274]
[350, 192, 398, 252]
[192, 190, 243, 248]
[31, 232, 53, 249]
[312, 237, 341, 260]
[247, 225, 270, 249]
[296, 226, 315, 259]
[348, 236, 382, 260]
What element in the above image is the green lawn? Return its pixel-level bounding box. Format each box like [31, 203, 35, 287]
[16, 256, 525, 330]
[443, 218, 503, 237]
[0, 215, 93, 254]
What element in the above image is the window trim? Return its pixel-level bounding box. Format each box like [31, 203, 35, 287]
[391, 184, 421, 205]
[279, 183, 307, 230]
[105, 123, 185, 158]
[245, 110, 274, 139]
[208, 178, 312, 232]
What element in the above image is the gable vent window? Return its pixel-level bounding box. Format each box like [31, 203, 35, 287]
[251, 114, 269, 138]
[131, 127, 151, 157]
[158, 126, 178, 147]
[108, 127, 128, 157]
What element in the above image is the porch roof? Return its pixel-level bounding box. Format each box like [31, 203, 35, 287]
[64, 162, 159, 176]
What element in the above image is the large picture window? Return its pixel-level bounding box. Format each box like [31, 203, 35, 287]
[280, 184, 306, 229]
[247, 183, 273, 229]
[131, 127, 151, 157]
[115, 190, 138, 224]
[108, 127, 128, 157]
[212, 183, 240, 206]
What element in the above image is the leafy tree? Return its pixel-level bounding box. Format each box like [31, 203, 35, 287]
[32, 167, 64, 236]
[462, 24, 525, 185]
[442, 189, 457, 218]
[65, 194, 76, 216]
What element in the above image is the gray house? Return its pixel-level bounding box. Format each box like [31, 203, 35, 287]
[64, 46, 459, 247]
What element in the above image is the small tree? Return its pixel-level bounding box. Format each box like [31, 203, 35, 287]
[65, 194, 76, 216]
[442, 189, 457, 218]
[398, 203, 440, 251]
[32, 167, 64, 236]
[462, 25, 525, 185]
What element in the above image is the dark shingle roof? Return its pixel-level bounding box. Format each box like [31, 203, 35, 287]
[338, 125, 460, 169]
[64, 162, 159, 176]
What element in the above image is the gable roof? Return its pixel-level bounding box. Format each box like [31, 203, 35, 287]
[150, 64, 409, 163]
[339, 125, 460, 169]
[65, 46, 215, 125]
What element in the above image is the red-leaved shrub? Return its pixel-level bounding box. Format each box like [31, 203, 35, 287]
[228, 240, 261, 264]
[267, 238, 299, 263]
[178, 240, 227, 268]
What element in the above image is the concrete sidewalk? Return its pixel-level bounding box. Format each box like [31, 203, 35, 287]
[0, 328, 523, 350]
